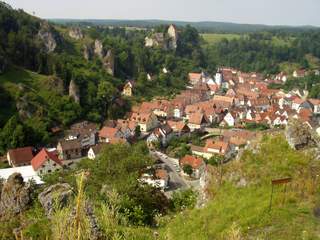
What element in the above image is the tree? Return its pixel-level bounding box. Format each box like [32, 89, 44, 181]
[134, 125, 141, 138]
[97, 80, 116, 119]
[183, 164, 193, 176]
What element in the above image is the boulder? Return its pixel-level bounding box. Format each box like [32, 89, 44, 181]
[285, 119, 317, 150]
[0, 173, 32, 217]
[103, 49, 115, 76]
[38, 183, 73, 216]
[38, 22, 58, 53]
[69, 79, 80, 103]
[69, 27, 84, 40]
[94, 39, 104, 59]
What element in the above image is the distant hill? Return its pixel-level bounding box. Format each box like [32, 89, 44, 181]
[49, 19, 319, 33]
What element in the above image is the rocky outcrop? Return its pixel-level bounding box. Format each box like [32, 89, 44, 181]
[38, 183, 73, 216]
[16, 93, 36, 119]
[0, 173, 32, 217]
[83, 43, 94, 61]
[69, 79, 80, 103]
[38, 22, 58, 53]
[103, 49, 115, 76]
[69, 27, 84, 40]
[145, 24, 179, 50]
[167, 24, 178, 50]
[285, 119, 318, 150]
[94, 39, 104, 59]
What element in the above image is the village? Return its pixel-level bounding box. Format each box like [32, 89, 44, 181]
[1, 65, 320, 197]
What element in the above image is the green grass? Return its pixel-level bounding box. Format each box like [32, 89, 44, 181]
[201, 33, 241, 45]
[0, 67, 50, 126]
[158, 134, 320, 240]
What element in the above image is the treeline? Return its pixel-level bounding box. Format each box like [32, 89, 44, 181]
[204, 31, 320, 74]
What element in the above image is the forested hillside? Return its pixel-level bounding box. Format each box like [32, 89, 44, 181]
[203, 31, 320, 73]
[0, 2, 203, 155]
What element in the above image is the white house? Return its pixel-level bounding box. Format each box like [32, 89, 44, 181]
[31, 149, 63, 175]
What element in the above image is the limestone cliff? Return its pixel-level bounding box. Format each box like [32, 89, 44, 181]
[103, 49, 115, 76]
[69, 27, 84, 40]
[37, 21, 58, 53]
[94, 39, 104, 59]
[69, 79, 80, 103]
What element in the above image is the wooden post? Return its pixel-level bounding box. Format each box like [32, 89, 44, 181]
[269, 184, 274, 212]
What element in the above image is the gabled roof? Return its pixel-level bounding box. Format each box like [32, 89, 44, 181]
[188, 73, 202, 81]
[167, 120, 190, 132]
[99, 127, 120, 139]
[180, 155, 204, 169]
[7, 147, 34, 166]
[31, 149, 63, 171]
[188, 112, 209, 125]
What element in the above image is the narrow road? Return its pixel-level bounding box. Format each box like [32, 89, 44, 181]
[151, 151, 189, 196]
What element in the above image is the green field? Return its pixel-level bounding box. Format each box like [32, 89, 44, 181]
[201, 33, 242, 45]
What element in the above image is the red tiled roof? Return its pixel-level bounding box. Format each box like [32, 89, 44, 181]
[99, 127, 119, 139]
[155, 169, 168, 180]
[188, 73, 202, 80]
[7, 147, 34, 166]
[31, 148, 62, 171]
[180, 155, 204, 169]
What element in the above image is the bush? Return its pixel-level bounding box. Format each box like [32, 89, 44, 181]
[170, 189, 197, 211]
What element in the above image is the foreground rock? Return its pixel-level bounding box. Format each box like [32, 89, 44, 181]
[38, 183, 73, 216]
[0, 173, 32, 217]
[285, 119, 318, 150]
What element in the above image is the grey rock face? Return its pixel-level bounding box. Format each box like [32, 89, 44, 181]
[38, 183, 73, 216]
[0, 173, 32, 217]
[38, 22, 57, 53]
[103, 49, 115, 76]
[69, 79, 80, 103]
[83, 43, 94, 61]
[69, 27, 84, 40]
[94, 39, 104, 59]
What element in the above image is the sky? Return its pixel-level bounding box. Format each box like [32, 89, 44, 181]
[3, 0, 320, 26]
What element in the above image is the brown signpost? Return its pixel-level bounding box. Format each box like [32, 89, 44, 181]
[269, 177, 292, 212]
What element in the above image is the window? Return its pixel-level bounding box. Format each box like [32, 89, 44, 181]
[48, 170, 52, 173]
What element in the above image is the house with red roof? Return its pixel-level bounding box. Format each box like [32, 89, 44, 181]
[130, 112, 159, 133]
[99, 127, 124, 143]
[31, 149, 63, 175]
[188, 72, 202, 85]
[187, 112, 210, 132]
[191, 139, 233, 160]
[7, 147, 34, 167]
[179, 155, 205, 179]
[167, 120, 190, 136]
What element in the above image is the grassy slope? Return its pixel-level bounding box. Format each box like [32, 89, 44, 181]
[0, 67, 50, 125]
[159, 134, 320, 240]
